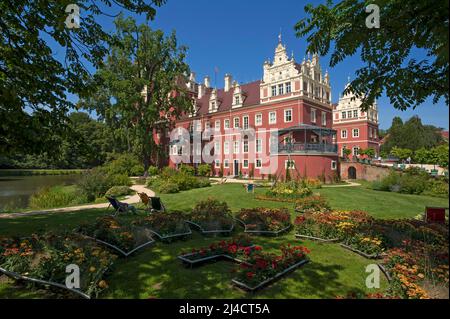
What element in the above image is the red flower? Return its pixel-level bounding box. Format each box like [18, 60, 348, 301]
[254, 246, 262, 251]
[246, 272, 255, 279]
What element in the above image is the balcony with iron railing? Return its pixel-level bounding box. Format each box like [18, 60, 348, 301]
[276, 142, 338, 154]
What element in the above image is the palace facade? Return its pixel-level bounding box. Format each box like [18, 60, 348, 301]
[162, 37, 379, 180]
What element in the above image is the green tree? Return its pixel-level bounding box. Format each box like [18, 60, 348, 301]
[81, 16, 192, 174]
[391, 147, 413, 161]
[381, 116, 443, 153]
[295, 0, 449, 111]
[413, 148, 430, 165]
[0, 0, 165, 156]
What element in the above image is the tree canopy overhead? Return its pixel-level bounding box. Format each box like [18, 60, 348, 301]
[0, 0, 166, 156]
[80, 15, 193, 173]
[295, 0, 449, 111]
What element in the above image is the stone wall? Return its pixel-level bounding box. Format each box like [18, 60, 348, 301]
[340, 161, 391, 181]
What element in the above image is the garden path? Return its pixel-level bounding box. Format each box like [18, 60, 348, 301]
[0, 184, 155, 219]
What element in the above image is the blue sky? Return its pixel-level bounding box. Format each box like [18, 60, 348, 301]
[66, 0, 449, 130]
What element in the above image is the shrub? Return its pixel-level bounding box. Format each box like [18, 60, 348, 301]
[147, 166, 159, 176]
[179, 164, 195, 176]
[147, 169, 211, 194]
[158, 181, 180, 194]
[423, 179, 449, 197]
[197, 164, 211, 177]
[189, 198, 234, 230]
[105, 186, 134, 198]
[103, 154, 144, 176]
[109, 173, 132, 187]
[76, 169, 131, 201]
[161, 166, 177, 177]
[29, 186, 88, 209]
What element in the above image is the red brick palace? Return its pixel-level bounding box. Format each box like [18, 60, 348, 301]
[158, 37, 379, 180]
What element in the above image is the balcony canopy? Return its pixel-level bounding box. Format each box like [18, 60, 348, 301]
[278, 123, 337, 136]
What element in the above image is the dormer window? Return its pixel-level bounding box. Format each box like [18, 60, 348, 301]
[231, 82, 243, 108]
[209, 89, 219, 112]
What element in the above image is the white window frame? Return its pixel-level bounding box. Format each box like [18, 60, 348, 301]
[278, 84, 284, 95]
[269, 111, 277, 124]
[255, 158, 262, 169]
[331, 160, 337, 170]
[195, 120, 202, 131]
[285, 82, 291, 93]
[224, 119, 230, 129]
[215, 120, 221, 131]
[255, 113, 262, 126]
[224, 141, 230, 155]
[311, 108, 316, 123]
[285, 160, 295, 169]
[233, 117, 240, 128]
[243, 115, 249, 130]
[353, 146, 359, 156]
[243, 139, 249, 153]
[353, 110, 358, 118]
[215, 159, 220, 168]
[284, 109, 292, 123]
[341, 129, 348, 139]
[321, 112, 327, 126]
[243, 160, 249, 169]
[224, 159, 229, 168]
[214, 141, 220, 155]
[352, 128, 359, 138]
[255, 139, 262, 153]
[341, 112, 346, 119]
[271, 85, 277, 96]
[233, 141, 240, 154]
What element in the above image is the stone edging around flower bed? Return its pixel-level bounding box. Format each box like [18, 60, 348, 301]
[0, 266, 92, 299]
[295, 234, 383, 259]
[234, 218, 292, 236]
[184, 220, 235, 234]
[339, 243, 382, 260]
[295, 234, 340, 243]
[231, 259, 310, 292]
[377, 263, 392, 282]
[148, 225, 193, 241]
[78, 234, 155, 257]
[177, 253, 253, 268]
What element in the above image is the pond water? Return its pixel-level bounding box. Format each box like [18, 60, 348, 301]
[0, 175, 81, 211]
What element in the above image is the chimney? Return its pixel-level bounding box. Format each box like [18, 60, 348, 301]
[198, 84, 205, 99]
[204, 76, 210, 88]
[224, 74, 232, 92]
[189, 72, 196, 82]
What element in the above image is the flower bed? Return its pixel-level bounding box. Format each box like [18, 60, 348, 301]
[76, 216, 155, 257]
[132, 211, 192, 241]
[178, 237, 310, 292]
[177, 235, 255, 266]
[232, 244, 310, 291]
[186, 198, 235, 234]
[378, 221, 449, 299]
[294, 210, 385, 257]
[264, 181, 313, 200]
[235, 208, 292, 235]
[294, 195, 331, 214]
[0, 233, 116, 299]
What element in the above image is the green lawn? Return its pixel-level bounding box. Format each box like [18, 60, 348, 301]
[0, 183, 446, 299]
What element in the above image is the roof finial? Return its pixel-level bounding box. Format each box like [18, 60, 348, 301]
[278, 28, 282, 44]
[347, 75, 351, 83]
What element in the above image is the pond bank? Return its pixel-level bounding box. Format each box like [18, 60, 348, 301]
[0, 184, 155, 219]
